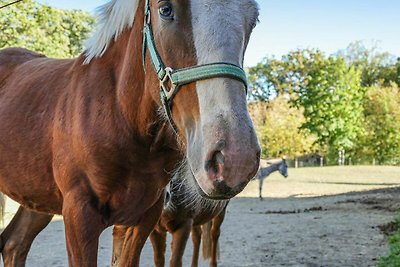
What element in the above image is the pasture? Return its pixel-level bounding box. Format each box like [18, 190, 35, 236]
[1, 166, 399, 266]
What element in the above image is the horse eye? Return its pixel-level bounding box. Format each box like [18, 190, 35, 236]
[159, 3, 174, 20]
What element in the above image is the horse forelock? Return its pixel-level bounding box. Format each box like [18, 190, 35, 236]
[83, 0, 259, 65]
[84, 0, 140, 64]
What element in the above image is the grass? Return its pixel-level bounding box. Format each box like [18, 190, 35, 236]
[240, 165, 400, 198]
[379, 214, 400, 267]
[286, 165, 400, 183]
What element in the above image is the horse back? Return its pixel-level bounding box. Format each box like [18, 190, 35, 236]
[0, 48, 45, 82]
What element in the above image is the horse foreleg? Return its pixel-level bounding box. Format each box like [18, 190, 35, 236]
[111, 225, 129, 267]
[191, 225, 202, 267]
[169, 219, 192, 267]
[0, 206, 53, 267]
[62, 192, 106, 267]
[209, 207, 227, 267]
[117, 195, 164, 267]
[149, 228, 167, 267]
[259, 177, 264, 200]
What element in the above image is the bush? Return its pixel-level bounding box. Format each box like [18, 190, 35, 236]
[379, 215, 400, 267]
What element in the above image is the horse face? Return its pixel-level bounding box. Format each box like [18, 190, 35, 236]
[279, 160, 289, 178]
[148, 0, 261, 199]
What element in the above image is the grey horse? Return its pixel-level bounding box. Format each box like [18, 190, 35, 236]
[254, 158, 288, 200]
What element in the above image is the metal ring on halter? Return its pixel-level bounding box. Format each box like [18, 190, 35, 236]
[160, 67, 177, 100]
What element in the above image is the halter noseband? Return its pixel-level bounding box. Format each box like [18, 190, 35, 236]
[142, 0, 248, 132]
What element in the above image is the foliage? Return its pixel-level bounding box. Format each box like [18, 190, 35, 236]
[338, 41, 399, 87]
[293, 54, 365, 152]
[249, 49, 365, 153]
[248, 49, 323, 99]
[248, 96, 317, 159]
[354, 85, 400, 165]
[0, 0, 95, 58]
[378, 214, 400, 267]
[247, 43, 400, 165]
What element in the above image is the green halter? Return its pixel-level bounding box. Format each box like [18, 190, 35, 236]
[142, 0, 248, 131]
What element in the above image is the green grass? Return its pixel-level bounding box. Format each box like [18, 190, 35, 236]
[241, 165, 400, 198]
[288, 165, 400, 182]
[379, 214, 400, 267]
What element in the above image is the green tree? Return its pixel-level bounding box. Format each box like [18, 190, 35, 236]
[0, 0, 94, 58]
[293, 54, 365, 153]
[248, 49, 327, 99]
[249, 96, 317, 159]
[338, 41, 398, 87]
[357, 85, 400, 164]
[249, 49, 365, 154]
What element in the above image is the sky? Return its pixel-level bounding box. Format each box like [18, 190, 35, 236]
[36, 0, 400, 67]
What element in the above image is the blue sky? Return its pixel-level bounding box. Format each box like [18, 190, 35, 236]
[37, 0, 400, 67]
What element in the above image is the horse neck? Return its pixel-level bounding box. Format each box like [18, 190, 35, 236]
[261, 161, 281, 176]
[84, 8, 166, 140]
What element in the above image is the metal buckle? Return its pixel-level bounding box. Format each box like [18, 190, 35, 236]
[160, 67, 176, 100]
[144, 9, 151, 25]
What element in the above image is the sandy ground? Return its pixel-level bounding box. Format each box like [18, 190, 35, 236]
[1, 166, 400, 267]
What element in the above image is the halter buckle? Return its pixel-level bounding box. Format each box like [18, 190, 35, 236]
[160, 67, 177, 100]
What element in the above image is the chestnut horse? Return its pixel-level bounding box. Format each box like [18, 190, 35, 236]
[0, 0, 260, 266]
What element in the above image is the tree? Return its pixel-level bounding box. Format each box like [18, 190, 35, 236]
[338, 41, 398, 87]
[249, 49, 365, 154]
[356, 85, 400, 164]
[248, 49, 328, 100]
[293, 54, 365, 153]
[248, 96, 317, 159]
[0, 0, 94, 58]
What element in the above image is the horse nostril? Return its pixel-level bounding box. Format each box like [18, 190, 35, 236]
[215, 151, 225, 164]
[205, 140, 227, 178]
[205, 150, 225, 179]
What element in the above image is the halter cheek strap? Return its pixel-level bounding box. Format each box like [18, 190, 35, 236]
[142, 0, 248, 132]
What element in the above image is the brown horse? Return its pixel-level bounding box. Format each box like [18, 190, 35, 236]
[0, 0, 260, 266]
[0, 166, 227, 267]
[112, 164, 229, 267]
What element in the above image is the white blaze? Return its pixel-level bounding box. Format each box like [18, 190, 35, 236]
[190, 0, 259, 116]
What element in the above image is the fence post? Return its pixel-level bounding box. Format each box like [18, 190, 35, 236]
[320, 157, 324, 167]
[295, 158, 298, 168]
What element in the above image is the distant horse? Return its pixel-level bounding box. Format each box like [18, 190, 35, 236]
[0, 0, 260, 265]
[111, 165, 229, 267]
[254, 159, 288, 200]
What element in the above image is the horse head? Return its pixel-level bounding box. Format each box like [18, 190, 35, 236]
[138, 0, 260, 199]
[86, 0, 262, 199]
[142, 0, 261, 199]
[279, 158, 289, 178]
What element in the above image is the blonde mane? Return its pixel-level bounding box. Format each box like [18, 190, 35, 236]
[84, 0, 140, 63]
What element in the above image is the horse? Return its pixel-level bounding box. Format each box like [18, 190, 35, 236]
[110, 164, 229, 267]
[0, 0, 261, 266]
[0, 166, 227, 267]
[254, 158, 288, 200]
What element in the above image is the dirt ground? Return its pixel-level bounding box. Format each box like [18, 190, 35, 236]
[1, 166, 400, 267]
